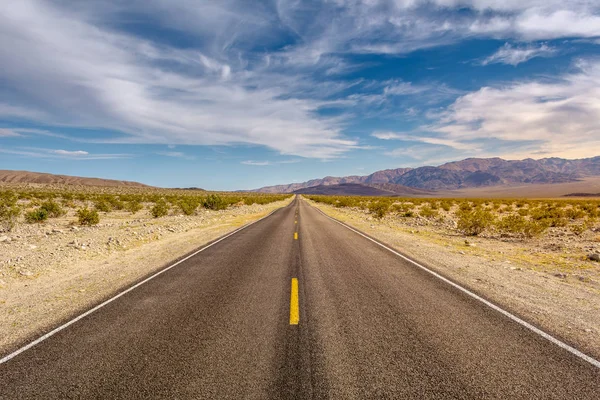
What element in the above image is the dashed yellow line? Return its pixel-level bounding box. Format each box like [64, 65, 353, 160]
[294, 232, 298, 240]
[290, 278, 299, 325]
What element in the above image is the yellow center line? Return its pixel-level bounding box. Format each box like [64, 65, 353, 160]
[290, 278, 299, 325]
[294, 232, 298, 240]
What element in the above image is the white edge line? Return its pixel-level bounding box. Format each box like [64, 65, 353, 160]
[312, 204, 600, 370]
[0, 206, 284, 365]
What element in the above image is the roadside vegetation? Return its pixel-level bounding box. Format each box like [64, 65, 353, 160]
[306, 195, 600, 240]
[0, 186, 290, 231]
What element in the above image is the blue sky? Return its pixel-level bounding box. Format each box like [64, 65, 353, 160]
[1, 1, 600, 190]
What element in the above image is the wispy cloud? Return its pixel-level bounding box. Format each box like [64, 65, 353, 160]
[0, 128, 21, 137]
[481, 43, 556, 66]
[0, 146, 132, 160]
[241, 160, 271, 166]
[51, 149, 89, 156]
[241, 159, 301, 166]
[156, 151, 195, 160]
[372, 131, 478, 151]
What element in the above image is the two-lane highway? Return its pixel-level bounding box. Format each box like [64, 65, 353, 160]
[1, 196, 599, 399]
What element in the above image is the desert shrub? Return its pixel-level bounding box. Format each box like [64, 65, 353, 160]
[25, 208, 48, 223]
[178, 197, 201, 215]
[125, 200, 143, 214]
[419, 205, 438, 218]
[77, 208, 100, 226]
[456, 208, 494, 236]
[530, 206, 567, 227]
[203, 194, 227, 211]
[517, 209, 529, 217]
[106, 197, 124, 211]
[368, 201, 389, 219]
[439, 201, 452, 212]
[458, 202, 472, 212]
[496, 214, 548, 238]
[40, 200, 65, 218]
[0, 192, 21, 232]
[94, 199, 112, 212]
[402, 211, 415, 218]
[61, 199, 76, 208]
[570, 221, 590, 236]
[496, 214, 526, 235]
[565, 207, 586, 220]
[151, 199, 170, 218]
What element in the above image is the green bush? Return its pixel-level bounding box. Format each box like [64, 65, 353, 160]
[25, 208, 48, 223]
[419, 205, 438, 218]
[456, 208, 494, 236]
[178, 198, 201, 215]
[77, 208, 100, 226]
[40, 200, 65, 218]
[151, 199, 170, 218]
[368, 201, 389, 219]
[0, 193, 21, 232]
[107, 196, 125, 211]
[125, 200, 143, 214]
[496, 214, 548, 238]
[94, 200, 112, 212]
[203, 194, 227, 211]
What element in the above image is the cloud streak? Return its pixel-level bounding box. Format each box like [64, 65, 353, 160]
[481, 43, 556, 66]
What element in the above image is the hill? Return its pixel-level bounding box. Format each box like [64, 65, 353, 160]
[256, 156, 600, 193]
[0, 170, 150, 187]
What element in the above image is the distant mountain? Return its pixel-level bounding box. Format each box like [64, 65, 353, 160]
[256, 156, 600, 193]
[0, 170, 150, 187]
[293, 183, 434, 197]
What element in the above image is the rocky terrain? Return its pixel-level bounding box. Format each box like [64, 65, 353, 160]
[306, 197, 600, 359]
[257, 156, 600, 193]
[0, 197, 292, 354]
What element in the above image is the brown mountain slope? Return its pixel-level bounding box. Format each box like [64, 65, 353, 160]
[0, 170, 150, 187]
[293, 183, 434, 197]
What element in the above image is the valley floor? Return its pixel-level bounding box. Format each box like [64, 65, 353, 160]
[306, 198, 600, 360]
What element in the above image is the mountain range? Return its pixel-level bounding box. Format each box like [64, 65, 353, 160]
[256, 156, 600, 194]
[0, 170, 150, 187]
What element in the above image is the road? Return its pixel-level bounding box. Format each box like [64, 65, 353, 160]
[1, 197, 599, 399]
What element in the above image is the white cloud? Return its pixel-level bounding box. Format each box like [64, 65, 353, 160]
[0, 128, 21, 137]
[51, 149, 89, 156]
[372, 131, 478, 150]
[481, 43, 556, 66]
[421, 58, 600, 158]
[0, 147, 131, 160]
[156, 151, 195, 160]
[241, 160, 271, 166]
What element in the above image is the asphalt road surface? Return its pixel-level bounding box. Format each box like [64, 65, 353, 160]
[1, 197, 599, 399]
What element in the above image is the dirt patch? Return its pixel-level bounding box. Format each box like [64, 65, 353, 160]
[0, 198, 292, 355]
[306, 199, 600, 360]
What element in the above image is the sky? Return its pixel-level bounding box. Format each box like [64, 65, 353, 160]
[1, 1, 600, 190]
